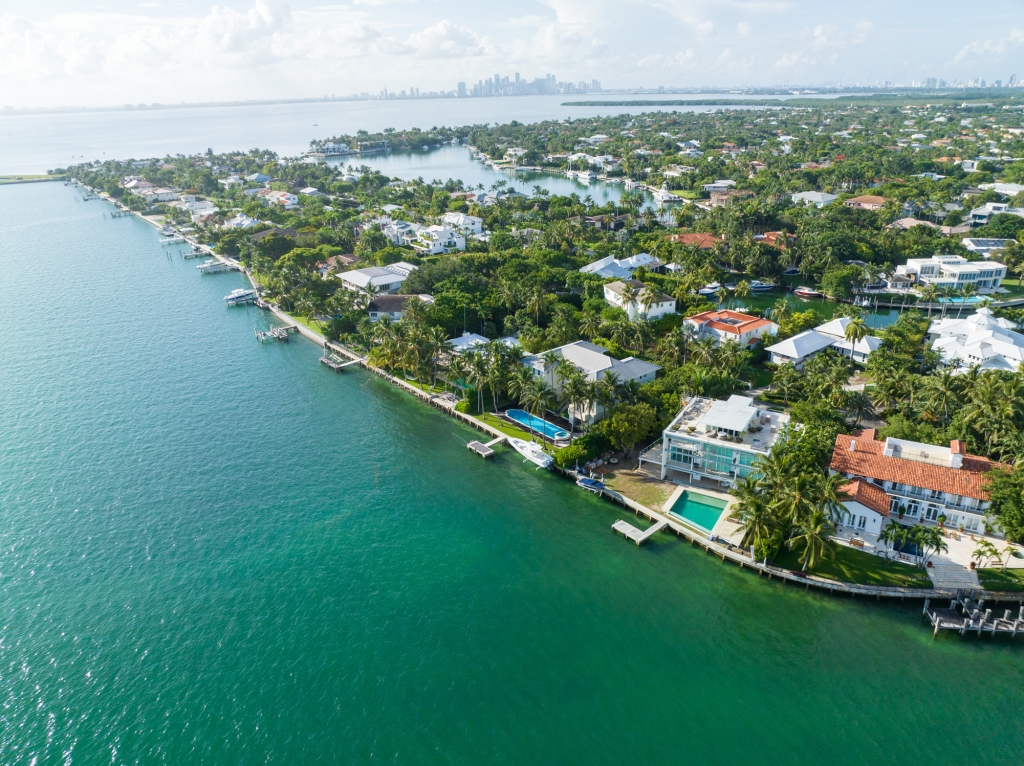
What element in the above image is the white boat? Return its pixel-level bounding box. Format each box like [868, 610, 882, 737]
[565, 170, 578, 178]
[577, 170, 593, 182]
[623, 178, 637, 189]
[507, 438, 554, 469]
[749, 280, 776, 292]
[650, 183, 682, 203]
[698, 282, 722, 296]
[793, 286, 823, 299]
[224, 288, 258, 305]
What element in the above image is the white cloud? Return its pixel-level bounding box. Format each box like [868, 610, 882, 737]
[0, 1, 1020, 107]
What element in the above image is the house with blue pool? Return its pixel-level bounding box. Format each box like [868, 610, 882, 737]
[640, 395, 790, 488]
[521, 341, 660, 424]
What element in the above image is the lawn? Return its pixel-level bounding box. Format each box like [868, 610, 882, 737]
[772, 544, 933, 588]
[474, 411, 535, 442]
[977, 567, 1024, 591]
[997, 278, 1024, 299]
[599, 468, 676, 511]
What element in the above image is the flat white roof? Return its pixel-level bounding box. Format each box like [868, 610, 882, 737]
[702, 395, 759, 433]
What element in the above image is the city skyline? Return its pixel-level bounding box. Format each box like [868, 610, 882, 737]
[0, 1, 1022, 108]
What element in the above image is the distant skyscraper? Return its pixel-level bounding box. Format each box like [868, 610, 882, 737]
[1010, 74, 1017, 87]
[457, 82, 466, 98]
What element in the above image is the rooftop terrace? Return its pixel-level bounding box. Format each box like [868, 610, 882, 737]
[666, 395, 790, 454]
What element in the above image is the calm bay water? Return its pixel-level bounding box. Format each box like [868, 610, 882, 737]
[0, 93, 834, 175]
[2, 182, 1023, 764]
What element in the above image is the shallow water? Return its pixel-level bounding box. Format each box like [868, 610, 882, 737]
[1, 182, 1023, 764]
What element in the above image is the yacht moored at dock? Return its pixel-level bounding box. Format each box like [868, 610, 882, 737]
[698, 282, 721, 296]
[507, 438, 554, 469]
[748, 280, 776, 292]
[793, 286, 823, 299]
[225, 288, 258, 305]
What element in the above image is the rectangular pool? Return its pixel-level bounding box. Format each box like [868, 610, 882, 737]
[668, 490, 729, 532]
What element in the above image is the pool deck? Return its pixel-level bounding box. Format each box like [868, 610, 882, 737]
[662, 484, 741, 540]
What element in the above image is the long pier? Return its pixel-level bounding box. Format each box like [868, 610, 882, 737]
[612, 519, 668, 545]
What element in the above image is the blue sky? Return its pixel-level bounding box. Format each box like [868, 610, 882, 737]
[1, 0, 1022, 107]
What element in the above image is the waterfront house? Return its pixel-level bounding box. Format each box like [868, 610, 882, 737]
[685, 310, 778, 348]
[843, 195, 887, 211]
[928, 307, 1024, 373]
[829, 430, 1000, 535]
[579, 252, 661, 280]
[447, 332, 520, 354]
[412, 225, 465, 255]
[701, 180, 737, 192]
[138, 187, 180, 203]
[895, 255, 1006, 294]
[366, 294, 434, 322]
[603, 280, 676, 320]
[222, 213, 261, 230]
[521, 341, 660, 423]
[640, 395, 790, 486]
[340, 262, 418, 294]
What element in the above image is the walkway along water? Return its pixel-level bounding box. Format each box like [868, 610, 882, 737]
[92, 187, 1024, 619]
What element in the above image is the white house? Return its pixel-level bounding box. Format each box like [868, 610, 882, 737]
[603, 280, 676, 320]
[299, 187, 322, 197]
[366, 294, 434, 322]
[340, 262, 418, 294]
[830, 429, 1000, 535]
[640, 395, 790, 487]
[928, 308, 1024, 373]
[521, 341, 660, 423]
[412, 225, 465, 255]
[963, 238, 1016, 258]
[262, 190, 299, 209]
[791, 191, 839, 208]
[218, 176, 243, 188]
[447, 332, 519, 354]
[138, 187, 180, 203]
[701, 180, 737, 192]
[382, 219, 423, 246]
[222, 212, 261, 230]
[896, 255, 1007, 294]
[579, 252, 660, 280]
[765, 330, 837, 369]
[969, 202, 1024, 227]
[442, 211, 484, 235]
[838, 480, 890, 535]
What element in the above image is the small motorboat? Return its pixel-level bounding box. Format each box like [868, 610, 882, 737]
[698, 282, 722, 296]
[749, 280, 776, 292]
[576, 477, 606, 494]
[577, 170, 594, 182]
[508, 438, 554, 469]
[793, 286, 823, 299]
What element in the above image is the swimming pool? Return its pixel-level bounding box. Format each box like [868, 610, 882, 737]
[505, 409, 571, 441]
[668, 490, 729, 532]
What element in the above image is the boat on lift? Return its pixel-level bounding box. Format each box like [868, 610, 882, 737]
[507, 438, 554, 469]
[576, 477, 606, 494]
[698, 282, 722, 296]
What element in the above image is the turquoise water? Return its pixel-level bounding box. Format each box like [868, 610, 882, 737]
[3, 183, 1024, 764]
[505, 409, 571, 440]
[669, 491, 730, 532]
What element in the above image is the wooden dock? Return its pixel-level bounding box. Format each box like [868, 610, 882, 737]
[109, 210, 132, 218]
[160, 236, 186, 245]
[467, 441, 495, 458]
[319, 353, 360, 370]
[256, 327, 295, 343]
[198, 261, 239, 274]
[612, 519, 669, 545]
[924, 595, 1024, 637]
[182, 249, 208, 259]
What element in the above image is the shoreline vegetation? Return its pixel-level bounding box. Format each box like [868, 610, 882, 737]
[63, 97, 1024, 607]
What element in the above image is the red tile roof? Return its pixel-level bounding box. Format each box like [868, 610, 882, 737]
[840, 481, 891, 516]
[666, 232, 723, 249]
[686, 310, 776, 337]
[830, 431, 997, 501]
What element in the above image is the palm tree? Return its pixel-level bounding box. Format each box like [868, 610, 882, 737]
[772, 297, 792, 325]
[972, 539, 1000, 569]
[620, 281, 639, 315]
[788, 508, 838, 571]
[715, 285, 729, 307]
[844, 390, 875, 428]
[876, 523, 897, 563]
[956, 283, 977, 319]
[445, 353, 469, 399]
[359, 282, 380, 310]
[922, 369, 960, 426]
[844, 316, 868, 347]
[916, 525, 948, 567]
[521, 377, 554, 443]
[560, 373, 588, 436]
[691, 337, 718, 365]
[918, 284, 939, 317]
[771, 363, 801, 404]
[466, 352, 489, 413]
[579, 311, 603, 340]
[733, 279, 751, 309]
[733, 477, 775, 558]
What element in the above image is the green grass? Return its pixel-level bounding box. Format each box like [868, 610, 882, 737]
[772, 545, 933, 588]
[474, 412, 535, 442]
[996, 278, 1024, 299]
[977, 567, 1024, 591]
[0, 174, 62, 184]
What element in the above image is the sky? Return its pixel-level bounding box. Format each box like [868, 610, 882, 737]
[1, 0, 1023, 108]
